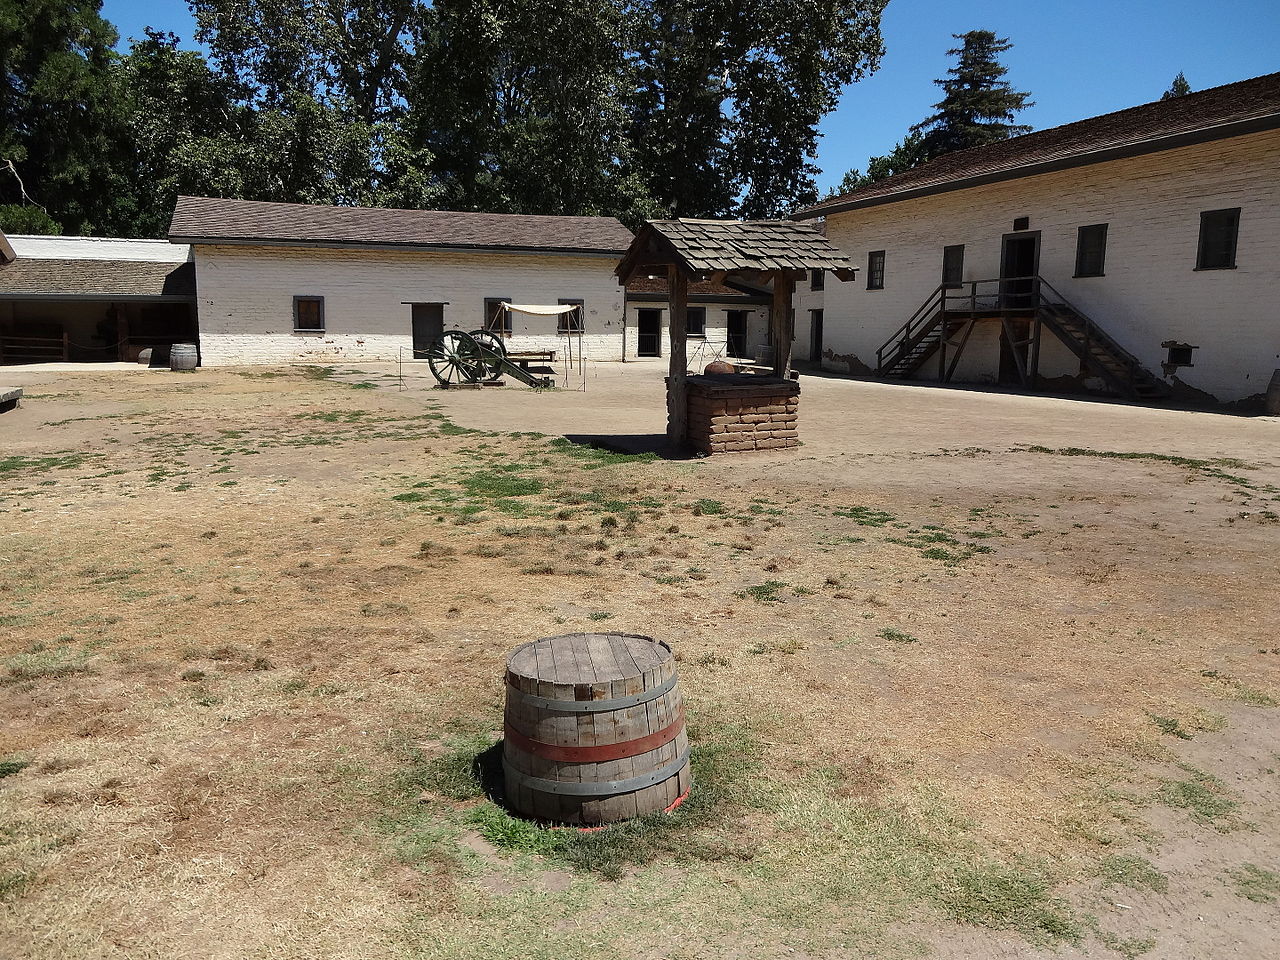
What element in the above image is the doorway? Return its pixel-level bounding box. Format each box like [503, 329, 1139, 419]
[726, 310, 748, 358]
[809, 309, 824, 363]
[637, 308, 662, 357]
[410, 303, 444, 358]
[1000, 232, 1040, 309]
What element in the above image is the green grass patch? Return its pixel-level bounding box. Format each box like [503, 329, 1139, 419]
[1224, 863, 1280, 903]
[1147, 713, 1193, 740]
[938, 860, 1081, 945]
[3, 642, 95, 684]
[1158, 767, 1238, 829]
[546, 436, 658, 469]
[0, 454, 93, 475]
[692, 499, 725, 515]
[0, 757, 32, 779]
[735, 580, 788, 603]
[1097, 854, 1168, 893]
[832, 505, 895, 526]
[878, 627, 918, 644]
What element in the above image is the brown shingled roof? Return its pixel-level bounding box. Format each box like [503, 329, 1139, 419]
[618, 219, 855, 282]
[800, 71, 1280, 217]
[169, 196, 634, 254]
[0, 259, 196, 299]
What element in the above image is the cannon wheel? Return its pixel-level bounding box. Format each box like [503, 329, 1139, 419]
[427, 331, 486, 386]
[469, 329, 506, 380]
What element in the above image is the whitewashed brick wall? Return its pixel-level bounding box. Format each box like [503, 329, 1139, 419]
[193, 244, 627, 364]
[820, 128, 1280, 401]
[622, 301, 770, 365]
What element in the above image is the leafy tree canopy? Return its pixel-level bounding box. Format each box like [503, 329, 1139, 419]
[911, 30, 1032, 158]
[1162, 71, 1192, 99]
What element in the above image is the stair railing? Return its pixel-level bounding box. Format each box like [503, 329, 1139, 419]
[876, 283, 945, 370]
[1035, 277, 1147, 391]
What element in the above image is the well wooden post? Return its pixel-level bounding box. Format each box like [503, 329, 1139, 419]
[771, 271, 795, 378]
[666, 265, 690, 446]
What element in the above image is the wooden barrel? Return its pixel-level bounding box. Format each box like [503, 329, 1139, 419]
[503, 633, 691, 825]
[170, 343, 198, 371]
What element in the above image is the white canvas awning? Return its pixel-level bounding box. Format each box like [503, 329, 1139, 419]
[502, 303, 579, 316]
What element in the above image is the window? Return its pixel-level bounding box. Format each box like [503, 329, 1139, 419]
[484, 297, 512, 335]
[809, 268, 825, 291]
[1074, 224, 1108, 277]
[293, 296, 324, 332]
[1162, 340, 1197, 370]
[686, 306, 706, 337]
[1196, 208, 1240, 270]
[557, 298, 584, 334]
[866, 250, 885, 290]
[1013, 216, 1030, 232]
[942, 245, 965, 289]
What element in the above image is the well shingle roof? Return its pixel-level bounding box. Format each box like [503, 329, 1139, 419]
[626, 275, 766, 299]
[168, 196, 634, 254]
[633, 219, 854, 273]
[0, 259, 196, 299]
[800, 71, 1280, 217]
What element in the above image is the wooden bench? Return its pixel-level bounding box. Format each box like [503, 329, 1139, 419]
[507, 350, 556, 371]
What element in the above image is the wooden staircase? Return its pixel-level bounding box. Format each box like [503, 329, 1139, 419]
[875, 277, 1169, 401]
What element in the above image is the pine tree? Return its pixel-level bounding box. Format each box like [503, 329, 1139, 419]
[1162, 72, 1192, 99]
[912, 30, 1032, 160]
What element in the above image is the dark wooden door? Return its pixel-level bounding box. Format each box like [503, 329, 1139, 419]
[1000, 233, 1040, 309]
[726, 310, 748, 358]
[809, 309, 824, 362]
[411, 303, 444, 357]
[637, 309, 661, 357]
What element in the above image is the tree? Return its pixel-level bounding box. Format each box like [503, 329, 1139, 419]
[1162, 71, 1192, 99]
[0, 0, 131, 234]
[828, 131, 928, 196]
[408, 0, 654, 221]
[627, 0, 886, 219]
[912, 30, 1032, 159]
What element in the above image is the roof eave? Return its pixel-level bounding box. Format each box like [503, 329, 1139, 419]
[168, 236, 627, 259]
[797, 111, 1280, 220]
[0, 231, 14, 264]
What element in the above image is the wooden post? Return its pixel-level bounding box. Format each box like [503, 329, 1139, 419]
[771, 271, 795, 378]
[116, 304, 130, 362]
[666, 265, 690, 446]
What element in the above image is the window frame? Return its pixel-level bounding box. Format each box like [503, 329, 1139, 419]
[484, 297, 513, 335]
[293, 296, 325, 333]
[941, 244, 965, 289]
[1074, 223, 1108, 278]
[809, 268, 825, 291]
[866, 250, 886, 291]
[1196, 208, 1240, 270]
[557, 298, 585, 334]
[685, 306, 707, 338]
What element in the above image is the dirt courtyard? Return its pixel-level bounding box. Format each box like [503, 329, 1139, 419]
[1, 360, 1278, 960]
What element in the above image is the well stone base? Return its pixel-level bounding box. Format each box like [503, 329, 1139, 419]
[685, 374, 800, 455]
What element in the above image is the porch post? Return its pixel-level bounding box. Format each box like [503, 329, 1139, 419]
[666, 265, 690, 446]
[771, 272, 795, 378]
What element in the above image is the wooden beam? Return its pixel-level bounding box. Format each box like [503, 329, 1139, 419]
[666, 265, 690, 447]
[771, 271, 795, 379]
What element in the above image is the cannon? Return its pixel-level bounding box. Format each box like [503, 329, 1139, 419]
[426, 330, 553, 390]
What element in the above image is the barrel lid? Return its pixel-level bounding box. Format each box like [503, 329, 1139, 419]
[507, 633, 671, 684]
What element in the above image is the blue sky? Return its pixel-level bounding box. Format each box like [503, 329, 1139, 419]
[103, 0, 1280, 193]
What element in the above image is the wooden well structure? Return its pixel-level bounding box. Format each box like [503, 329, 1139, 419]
[616, 220, 856, 452]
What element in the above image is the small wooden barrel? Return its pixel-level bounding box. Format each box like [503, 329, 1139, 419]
[503, 633, 691, 825]
[170, 343, 198, 371]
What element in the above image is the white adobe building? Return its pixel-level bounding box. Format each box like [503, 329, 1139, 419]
[796, 71, 1280, 406]
[623, 274, 773, 365]
[167, 197, 635, 365]
[0, 233, 196, 364]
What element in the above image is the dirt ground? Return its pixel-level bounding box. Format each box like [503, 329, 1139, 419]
[1, 360, 1277, 960]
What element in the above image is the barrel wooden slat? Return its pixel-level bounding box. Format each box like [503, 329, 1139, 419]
[503, 633, 690, 825]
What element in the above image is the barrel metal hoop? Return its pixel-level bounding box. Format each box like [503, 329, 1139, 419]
[505, 705, 686, 763]
[507, 671, 678, 713]
[505, 748, 690, 797]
